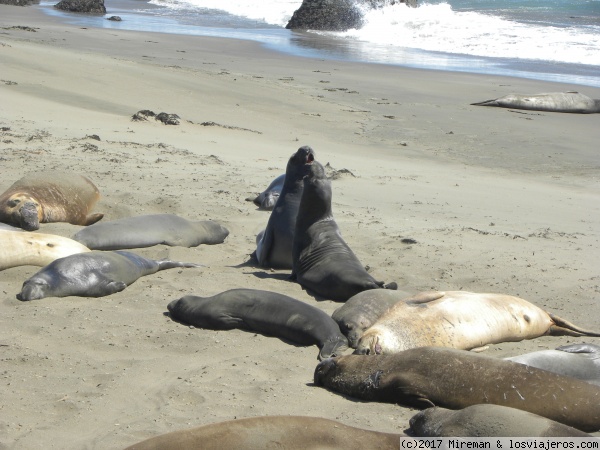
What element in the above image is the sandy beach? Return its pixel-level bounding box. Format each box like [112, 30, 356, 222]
[1, 4, 599, 448]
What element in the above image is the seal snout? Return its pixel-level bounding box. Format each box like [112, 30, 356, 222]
[314, 357, 337, 385]
[17, 279, 48, 301]
[18, 201, 40, 231]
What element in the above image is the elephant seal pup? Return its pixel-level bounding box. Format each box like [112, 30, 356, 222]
[314, 347, 600, 432]
[167, 288, 348, 360]
[0, 230, 90, 270]
[249, 173, 285, 210]
[332, 288, 413, 348]
[17, 250, 200, 300]
[506, 343, 600, 385]
[471, 91, 600, 113]
[72, 214, 229, 250]
[0, 171, 103, 231]
[124, 415, 409, 450]
[254, 146, 315, 269]
[355, 291, 600, 355]
[409, 405, 593, 437]
[292, 161, 396, 302]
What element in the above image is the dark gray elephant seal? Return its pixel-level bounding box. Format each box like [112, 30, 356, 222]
[314, 346, 600, 432]
[506, 343, 600, 385]
[292, 161, 396, 302]
[249, 173, 285, 210]
[472, 91, 600, 113]
[72, 214, 229, 250]
[167, 288, 348, 360]
[17, 251, 200, 300]
[254, 146, 315, 269]
[409, 405, 593, 437]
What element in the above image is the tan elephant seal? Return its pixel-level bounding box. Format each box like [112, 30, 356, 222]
[355, 291, 600, 355]
[0, 171, 103, 231]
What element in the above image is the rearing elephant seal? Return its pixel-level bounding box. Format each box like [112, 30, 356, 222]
[0, 171, 103, 231]
[471, 91, 600, 113]
[314, 346, 600, 432]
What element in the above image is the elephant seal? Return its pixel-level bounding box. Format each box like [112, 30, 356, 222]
[124, 415, 409, 450]
[167, 288, 348, 360]
[249, 173, 285, 210]
[409, 405, 593, 437]
[354, 291, 600, 355]
[332, 288, 413, 348]
[254, 146, 315, 269]
[0, 230, 90, 270]
[471, 91, 600, 113]
[314, 346, 600, 432]
[291, 161, 396, 302]
[17, 250, 200, 300]
[506, 343, 600, 385]
[72, 214, 229, 250]
[0, 171, 103, 231]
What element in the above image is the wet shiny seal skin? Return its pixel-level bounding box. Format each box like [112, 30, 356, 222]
[167, 288, 348, 360]
[0, 171, 103, 231]
[354, 291, 600, 355]
[409, 405, 593, 437]
[250, 173, 285, 210]
[471, 91, 600, 113]
[291, 161, 396, 302]
[314, 347, 600, 432]
[123, 415, 410, 450]
[72, 214, 229, 250]
[17, 250, 200, 300]
[254, 146, 315, 269]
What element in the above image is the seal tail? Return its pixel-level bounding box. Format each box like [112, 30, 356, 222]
[157, 260, 204, 271]
[549, 313, 600, 337]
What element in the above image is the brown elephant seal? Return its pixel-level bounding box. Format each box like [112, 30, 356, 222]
[0, 230, 90, 270]
[409, 405, 593, 437]
[0, 171, 103, 231]
[167, 288, 348, 360]
[291, 161, 396, 301]
[124, 415, 409, 450]
[253, 146, 315, 269]
[72, 214, 229, 250]
[17, 250, 200, 300]
[471, 91, 600, 113]
[314, 347, 600, 432]
[248, 173, 285, 210]
[354, 291, 600, 355]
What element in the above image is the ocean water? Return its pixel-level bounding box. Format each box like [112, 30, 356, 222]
[39, 0, 600, 87]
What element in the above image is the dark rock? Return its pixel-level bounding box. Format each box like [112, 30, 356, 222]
[155, 113, 180, 125]
[0, 0, 39, 6]
[107, 15, 121, 21]
[54, 0, 105, 14]
[131, 110, 156, 121]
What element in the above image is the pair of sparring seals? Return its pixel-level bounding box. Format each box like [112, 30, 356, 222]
[292, 161, 396, 301]
[249, 173, 285, 210]
[167, 288, 348, 360]
[472, 91, 600, 113]
[0, 171, 103, 231]
[354, 291, 600, 355]
[72, 214, 229, 250]
[17, 251, 200, 300]
[314, 346, 600, 432]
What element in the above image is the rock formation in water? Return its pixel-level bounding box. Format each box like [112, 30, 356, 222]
[54, 0, 106, 13]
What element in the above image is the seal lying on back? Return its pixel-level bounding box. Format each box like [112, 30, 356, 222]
[354, 291, 600, 355]
[167, 288, 348, 360]
[17, 251, 200, 300]
[250, 173, 285, 210]
[471, 91, 600, 113]
[409, 405, 593, 437]
[314, 347, 600, 432]
[0, 171, 103, 231]
[72, 214, 229, 250]
[123, 415, 408, 450]
[292, 161, 396, 302]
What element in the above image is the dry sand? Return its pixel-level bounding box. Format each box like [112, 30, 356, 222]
[1, 4, 599, 448]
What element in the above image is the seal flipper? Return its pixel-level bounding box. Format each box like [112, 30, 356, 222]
[556, 343, 600, 354]
[83, 213, 104, 226]
[255, 227, 272, 266]
[156, 260, 203, 271]
[384, 282, 397, 290]
[87, 280, 127, 297]
[548, 313, 600, 337]
[471, 98, 501, 107]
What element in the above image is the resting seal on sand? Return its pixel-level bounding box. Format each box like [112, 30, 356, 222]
[249, 173, 285, 210]
[409, 405, 593, 437]
[72, 214, 229, 250]
[0, 171, 103, 231]
[254, 146, 315, 269]
[0, 230, 90, 270]
[471, 91, 600, 113]
[354, 291, 600, 355]
[17, 250, 200, 300]
[291, 161, 396, 301]
[123, 415, 408, 450]
[167, 288, 348, 360]
[314, 346, 600, 432]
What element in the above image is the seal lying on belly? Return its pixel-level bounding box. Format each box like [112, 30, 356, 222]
[471, 91, 600, 113]
[249, 173, 285, 210]
[314, 346, 600, 432]
[167, 288, 348, 360]
[0, 171, 103, 231]
[72, 214, 229, 250]
[17, 250, 200, 300]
